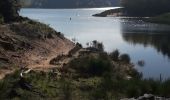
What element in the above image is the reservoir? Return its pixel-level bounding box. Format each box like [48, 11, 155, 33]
[20, 8, 170, 79]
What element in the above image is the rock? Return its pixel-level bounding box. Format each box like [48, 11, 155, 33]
[144, 94, 154, 98]
[120, 94, 170, 100]
[138, 94, 154, 100]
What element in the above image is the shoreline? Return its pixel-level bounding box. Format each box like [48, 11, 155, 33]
[92, 8, 170, 25]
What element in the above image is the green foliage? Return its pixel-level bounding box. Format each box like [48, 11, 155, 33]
[10, 20, 62, 39]
[147, 13, 170, 25]
[119, 54, 131, 63]
[1, 69, 170, 99]
[109, 49, 120, 61]
[0, 43, 170, 99]
[68, 53, 114, 77]
[0, 71, 75, 100]
[0, 0, 21, 22]
[87, 40, 104, 52]
[19, 0, 119, 8]
[121, 0, 170, 16]
[60, 78, 73, 100]
[93, 8, 124, 17]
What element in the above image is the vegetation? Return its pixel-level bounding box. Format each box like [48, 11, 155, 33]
[121, 0, 170, 17]
[0, 0, 170, 99]
[86, 40, 104, 52]
[109, 49, 120, 61]
[10, 20, 63, 39]
[146, 13, 170, 25]
[1, 57, 170, 99]
[66, 52, 114, 77]
[119, 54, 131, 64]
[109, 50, 131, 63]
[19, 0, 119, 8]
[0, 0, 20, 22]
[0, 44, 169, 99]
[0, 47, 140, 99]
[93, 8, 124, 17]
[0, 70, 74, 99]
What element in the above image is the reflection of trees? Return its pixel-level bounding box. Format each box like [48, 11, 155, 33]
[122, 33, 170, 58]
[121, 0, 170, 17]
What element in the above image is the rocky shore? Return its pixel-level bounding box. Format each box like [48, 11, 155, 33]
[93, 8, 124, 17]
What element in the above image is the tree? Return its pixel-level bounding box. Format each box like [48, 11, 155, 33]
[20, 0, 119, 8]
[91, 40, 104, 52]
[119, 54, 131, 63]
[121, 0, 170, 17]
[110, 49, 120, 61]
[0, 0, 20, 22]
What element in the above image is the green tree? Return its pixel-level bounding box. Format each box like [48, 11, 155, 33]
[0, 0, 20, 22]
[119, 54, 131, 63]
[121, 0, 170, 16]
[110, 49, 120, 61]
[92, 40, 104, 51]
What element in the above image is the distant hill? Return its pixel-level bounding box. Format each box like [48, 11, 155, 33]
[19, 0, 119, 8]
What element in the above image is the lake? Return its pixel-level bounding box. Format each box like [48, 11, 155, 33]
[20, 8, 170, 79]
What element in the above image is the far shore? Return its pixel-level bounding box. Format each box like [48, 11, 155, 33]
[92, 8, 170, 25]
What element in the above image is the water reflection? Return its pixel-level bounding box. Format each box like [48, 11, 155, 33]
[121, 19, 170, 33]
[120, 19, 170, 79]
[122, 32, 170, 59]
[20, 8, 170, 78]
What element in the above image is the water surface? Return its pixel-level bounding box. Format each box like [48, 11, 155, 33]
[20, 8, 170, 79]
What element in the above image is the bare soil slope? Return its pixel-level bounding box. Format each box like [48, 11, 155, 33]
[0, 20, 75, 79]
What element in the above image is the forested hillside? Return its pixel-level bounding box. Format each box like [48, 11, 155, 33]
[121, 0, 170, 16]
[19, 0, 119, 8]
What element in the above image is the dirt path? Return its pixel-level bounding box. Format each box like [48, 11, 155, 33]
[27, 40, 75, 70]
[0, 22, 75, 79]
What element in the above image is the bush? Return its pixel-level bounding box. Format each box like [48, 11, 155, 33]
[110, 49, 120, 61]
[91, 40, 104, 52]
[119, 54, 131, 63]
[67, 54, 114, 77]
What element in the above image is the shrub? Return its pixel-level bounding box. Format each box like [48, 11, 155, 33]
[91, 40, 104, 52]
[110, 49, 120, 61]
[119, 54, 131, 63]
[68, 54, 114, 77]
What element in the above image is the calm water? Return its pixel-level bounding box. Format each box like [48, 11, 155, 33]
[20, 8, 170, 79]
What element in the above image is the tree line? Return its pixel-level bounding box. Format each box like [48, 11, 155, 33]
[20, 0, 119, 8]
[121, 0, 170, 16]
